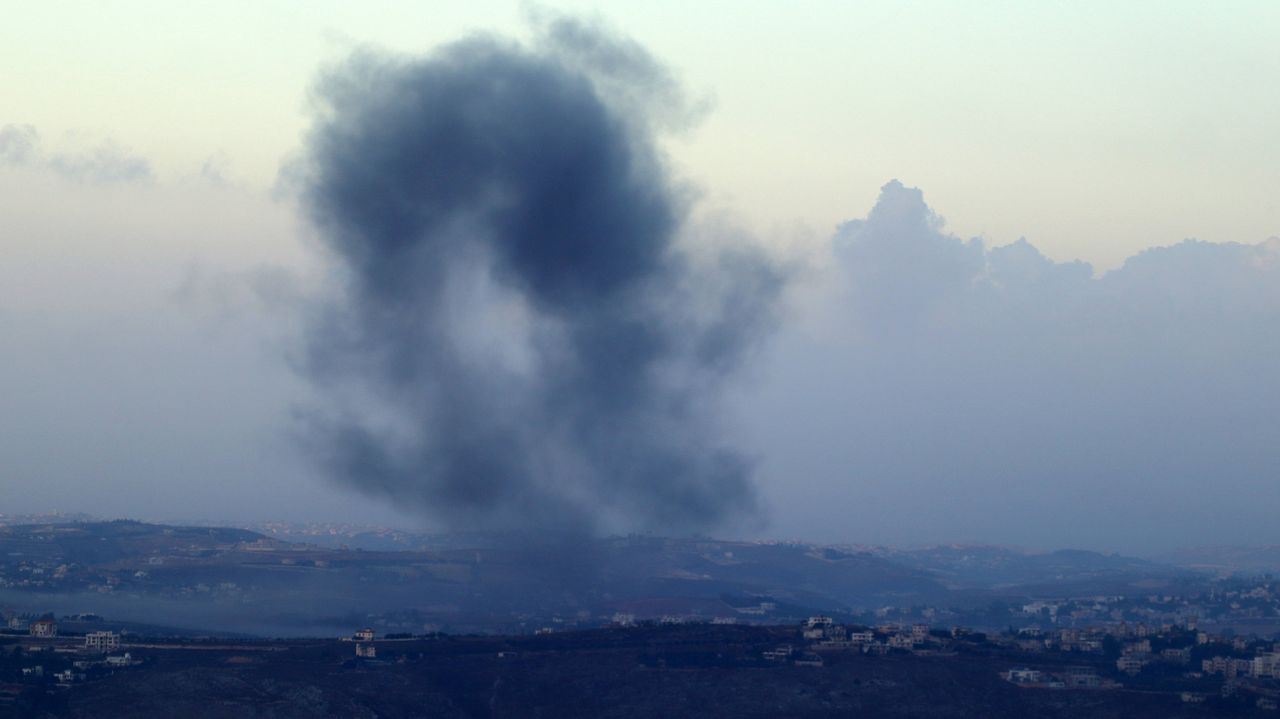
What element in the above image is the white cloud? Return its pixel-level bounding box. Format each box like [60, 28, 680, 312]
[745, 180, 1280, 552]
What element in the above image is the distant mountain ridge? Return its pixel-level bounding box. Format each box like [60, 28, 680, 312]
[863, 544, 1191, 590]
[0, 518, 1218, 637]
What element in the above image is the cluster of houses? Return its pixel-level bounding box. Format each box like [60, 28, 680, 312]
[799, 615, 940, 655]
[1201, 650, 1280, 680]
[1006, 582, 1280, 632]
[863, 578, 1280, 639]
[762, 615, 982, 667]
[784, 611, 1280, 707]
[11, 618, 122, 655]
[990, 619, 1280, 708]
[5, 623, 139, 691]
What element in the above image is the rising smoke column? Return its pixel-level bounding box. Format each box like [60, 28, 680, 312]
[293, 21, 782, 533]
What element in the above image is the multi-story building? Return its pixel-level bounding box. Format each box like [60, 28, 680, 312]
[887, 634, 916, 649]
[1251, 652, 1280, 679]
[84, 631, 120, 653]
[1116, 655, 1147, 675]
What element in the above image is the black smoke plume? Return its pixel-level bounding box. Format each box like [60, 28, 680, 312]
[293, 21, 782, 533]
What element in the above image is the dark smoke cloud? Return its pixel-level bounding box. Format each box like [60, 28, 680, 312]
[293, 21, 782, 533]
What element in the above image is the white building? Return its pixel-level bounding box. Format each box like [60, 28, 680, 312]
[84, 631, 120, 653]
[762, 645, 794, 661]
[1116, 655, 1147, 675]
[1004, 668, 1042, 684]
[887, 634, 915, 649]
[105, 653, 137, 667]
[1123, 639, 1151, 655]
[1252, 653, 1280, 679]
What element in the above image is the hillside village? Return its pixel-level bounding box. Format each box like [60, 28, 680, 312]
[6, 612, 1280, 716]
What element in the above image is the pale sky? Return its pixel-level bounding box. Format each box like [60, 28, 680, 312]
[5, 1, 1278, 267]
[2, 2, 1278, 552]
